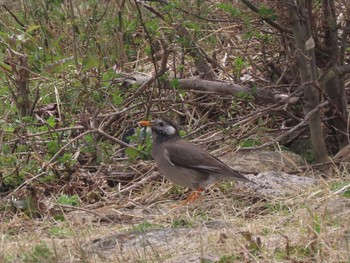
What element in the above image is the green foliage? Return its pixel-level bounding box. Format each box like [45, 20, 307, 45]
[53, 214, 65, 221]
[124, 147, 140, 159]
[57, 194, 80, 206]
[301, 149, 315, 163]
[172, 217, 193, 228]
[218, 182, 235, 194]
[273, 245, 312, 260]
[145, 20, 160, 36]
[216, 3, 241, 17]
[218, 254, 242, 262]
[170, 78, 179, 89]
[168, 185, 184, 195]
[329, 181, 350, 198]
[265, 202, 291, 215]
[239, 138, 262, 147]
[261, 228, 271, 236]
[22, 242, 54, 263]
[111, 91, 123, 105]
[235, 91, 254, 100]
[40, 172, 59, 184]
[1, 171, 25, 190]
[178, 129, 187, 137]
[125, 127, 153, 160]
[133, 221, 158, 232]
[46, 116, 56, 128]
[194, 210, 209, 222]
[60, 153, 75, 165]
[47, 141, 60, 155]
[49, 225, 72, 237]
[233, 56, 247, 80]
[258, 6, 278, 20]
[158, 73, 169, 82]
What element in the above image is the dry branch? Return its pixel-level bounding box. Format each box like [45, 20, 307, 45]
[118, 72, 291, 104]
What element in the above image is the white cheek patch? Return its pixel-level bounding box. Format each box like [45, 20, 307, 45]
[164, 125, 176, 135]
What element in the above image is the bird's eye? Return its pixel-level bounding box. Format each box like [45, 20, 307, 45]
[159, 122, 164, 127]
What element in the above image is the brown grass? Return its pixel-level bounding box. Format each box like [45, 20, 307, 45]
[1, 170, 349, 263]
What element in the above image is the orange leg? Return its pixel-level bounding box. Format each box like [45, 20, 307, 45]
[181, 187, 204, 205]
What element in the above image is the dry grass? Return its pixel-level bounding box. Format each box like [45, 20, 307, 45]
[1, 169, 349, 263]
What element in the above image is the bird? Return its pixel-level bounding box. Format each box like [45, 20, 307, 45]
[138, 118, 252, 204]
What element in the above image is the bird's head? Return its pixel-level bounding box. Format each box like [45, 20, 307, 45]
[138, 119, 179, 139]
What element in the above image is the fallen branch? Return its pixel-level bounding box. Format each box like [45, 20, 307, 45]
[118, 72, 293, 104]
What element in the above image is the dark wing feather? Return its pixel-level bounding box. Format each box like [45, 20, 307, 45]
[163, 138, 250, 182]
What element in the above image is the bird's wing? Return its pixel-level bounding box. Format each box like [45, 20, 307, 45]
[163, 139, 228, 172]
[163, 138, 251, 182]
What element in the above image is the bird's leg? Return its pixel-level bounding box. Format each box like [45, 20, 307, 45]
[182, 187, 204, 205]
[169, 188, 204, 209]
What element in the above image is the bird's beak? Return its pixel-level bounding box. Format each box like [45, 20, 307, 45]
[138, 120, 152, 127]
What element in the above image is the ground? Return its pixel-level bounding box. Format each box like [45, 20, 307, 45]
[1, 168, 349, 263]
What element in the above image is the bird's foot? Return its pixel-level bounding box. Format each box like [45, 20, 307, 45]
[168, 188, 204, 209]
[181, 188, 204, 205]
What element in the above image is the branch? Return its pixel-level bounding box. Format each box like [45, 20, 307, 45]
[334, 64, 350, 77]
[44, 129, 142, 169]
[118, 72, 295, 105]
[2, 5, 25, 29]
[239, 101, 329, 151]
[240, 0, 293, 34]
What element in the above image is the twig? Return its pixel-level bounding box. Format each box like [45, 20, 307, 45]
[5, 172, 47, 198]
[54, 204, 114, 223]
[240, 0, 292, 34]
[94, 129, 140, 150]
[45, 130, 96, 168]
[239, 101, 329, 151]
[2, 5, 26, 28]
[332, 183, 350, 195]
[119, 170, 158, 193]
[44, 128, 142, 168]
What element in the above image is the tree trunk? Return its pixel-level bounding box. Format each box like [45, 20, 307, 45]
[17, 54, 30, 117]
[286, 0, 329, 163]
[320, 0, 349, 151]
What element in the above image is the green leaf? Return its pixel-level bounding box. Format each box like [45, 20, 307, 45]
[179, 130, 186, 137]
[125, 147, 140, 159]
[2, 124, 14, 132]
[26, 24, 41, 33]
[0, 62, 12, 73]
[82, 57, 100, 72]
[102, 68, 119, 82]
[60, 153, 77, 166]
[45, 57, 74, 74]
[239, 138, 262, 147]
[47, 116, 56, 128]
[216, 3, 241, 16]
[48, 141, 60, 154]
[171, 78, 179, 89]
[112, 92, 123, 105]
[57, 194, 80, 206]
[259, 6, 278, 20]
[84, 134, 94, 143]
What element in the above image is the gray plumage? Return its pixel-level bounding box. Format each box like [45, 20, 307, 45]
[146, 119, 251, 190]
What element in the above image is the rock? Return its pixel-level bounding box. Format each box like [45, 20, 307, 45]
[220, 150, 315, 196]
[223, 150, 306, 174]
[320, 197, 350, 218]
[84, 227, 225, 262]
[244, 171, 316, 196]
